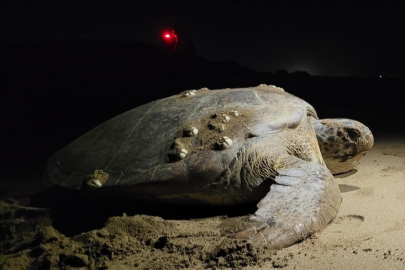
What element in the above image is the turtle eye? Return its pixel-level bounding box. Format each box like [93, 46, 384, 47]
[345, 128, 360, 140]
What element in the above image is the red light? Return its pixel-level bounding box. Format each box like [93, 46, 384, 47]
[163, 32, 172, 40]
[161, 29, 179, 51]
[162, 30, 178, 42]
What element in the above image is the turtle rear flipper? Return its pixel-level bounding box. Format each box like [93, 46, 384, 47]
[232, 158, 341, 249]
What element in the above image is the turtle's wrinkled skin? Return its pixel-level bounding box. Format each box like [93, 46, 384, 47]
[46, 85, 373, 249]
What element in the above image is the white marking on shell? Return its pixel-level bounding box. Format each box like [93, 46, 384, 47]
[185, 127, 198, 137]
[179, 149, 188, 159]
[217, 136, 233, 149]
[222, 114, 230, 123]
[218, 124, 226, 132]
[230, 110, 239, 117]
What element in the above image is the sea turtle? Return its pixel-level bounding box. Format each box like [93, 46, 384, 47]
[46, 85, 373, 249]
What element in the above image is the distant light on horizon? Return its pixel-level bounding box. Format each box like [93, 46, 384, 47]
[285, 63, 319, 76]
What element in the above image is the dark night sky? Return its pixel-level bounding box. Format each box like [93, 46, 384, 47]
[1, 0, 405, 76]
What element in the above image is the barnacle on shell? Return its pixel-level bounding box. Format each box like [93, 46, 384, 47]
[222, 114, 230, 123]
[179, 148, 188, 159]
[230, 110, 239, 117]
[216, 136, 233, 150]
[184, 127, 198, 137]
[181, 90, 197, 97]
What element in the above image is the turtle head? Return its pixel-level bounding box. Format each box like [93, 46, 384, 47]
[312, 118, 374, 174]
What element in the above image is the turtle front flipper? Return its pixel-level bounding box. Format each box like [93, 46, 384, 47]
[232, 158, 341, 249]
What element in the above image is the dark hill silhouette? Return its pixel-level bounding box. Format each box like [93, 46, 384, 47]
[1, 39, 260, 117]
